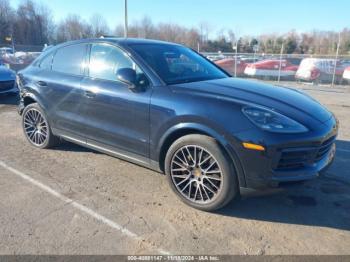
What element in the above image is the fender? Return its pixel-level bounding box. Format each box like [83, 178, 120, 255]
[155, 122, 247, 187]
[19, 84, 52, 122]
[20, 87, 48, 107]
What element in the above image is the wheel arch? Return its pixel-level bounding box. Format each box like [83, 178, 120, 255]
[20, 90, 48, 113]
[23, 95, 37, 107]
[20, 91, 54, 130]
[157, 123, 247, 187]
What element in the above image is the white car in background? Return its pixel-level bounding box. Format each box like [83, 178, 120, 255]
[343, 67, 350, 84]
[244, 59, 298, 80]
[0, 47, 14, 55]
[296, 58, 350, 84]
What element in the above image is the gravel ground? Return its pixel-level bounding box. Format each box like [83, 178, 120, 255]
[0, 83, 349, 255]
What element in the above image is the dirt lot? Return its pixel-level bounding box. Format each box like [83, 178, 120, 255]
[0, 82, 349, 255]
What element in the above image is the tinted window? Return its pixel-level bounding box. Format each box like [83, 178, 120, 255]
[130, 44, 228, 85]
[39, 52, 53, 69]
[89, 43, 137, 82]
[52, 44, 87, 75]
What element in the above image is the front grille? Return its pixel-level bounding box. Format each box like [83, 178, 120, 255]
[0, 80, 15, 91]
[277, 150, 315, 169]
[276, 136, 336, 170]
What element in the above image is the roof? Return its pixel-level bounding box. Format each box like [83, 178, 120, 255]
[55, 38, 180, 50]
[105, 37, 178, 46]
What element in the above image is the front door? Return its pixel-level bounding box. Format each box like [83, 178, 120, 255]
[80, 43, 152, 158]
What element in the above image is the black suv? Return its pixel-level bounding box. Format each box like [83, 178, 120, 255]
[17, 38, 338, 211]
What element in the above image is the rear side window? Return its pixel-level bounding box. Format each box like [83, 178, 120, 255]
[52, 44, 87, 75]
[39, 52, 53, 69]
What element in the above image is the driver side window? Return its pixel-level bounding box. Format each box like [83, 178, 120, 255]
[89, 43, 142, 83]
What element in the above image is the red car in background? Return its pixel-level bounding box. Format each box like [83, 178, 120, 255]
[244, 59, 299, 80]
[215, 58, 258, 76]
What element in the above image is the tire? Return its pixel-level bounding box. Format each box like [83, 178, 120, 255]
[22, 103, 59, 149]
[164, 134, 239, 211]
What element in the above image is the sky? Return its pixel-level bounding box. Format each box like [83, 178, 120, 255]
[10, 0, 349, 37]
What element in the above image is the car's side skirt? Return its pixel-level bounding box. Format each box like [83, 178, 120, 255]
[57, 132, 162, 174]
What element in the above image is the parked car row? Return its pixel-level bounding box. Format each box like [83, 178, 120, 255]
[0, 51, 41, 65]
[245, 59, 298, 80]
[213, 56, 350, 84]
[214, 57, 260, 76]
[295, 58, 350, 84]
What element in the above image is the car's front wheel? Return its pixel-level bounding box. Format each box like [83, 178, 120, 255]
[165, 134, 239, 211]
[22, 103, 59, 149]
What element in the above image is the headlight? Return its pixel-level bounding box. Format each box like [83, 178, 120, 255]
[242, 107, 308, 133]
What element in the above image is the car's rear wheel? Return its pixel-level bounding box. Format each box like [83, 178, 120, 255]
[165, 134, 239, 211]
[22, 103, 59, 149]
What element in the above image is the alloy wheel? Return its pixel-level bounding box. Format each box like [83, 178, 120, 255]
[170, 145, 223, 204]
[23, 108, 48, 146]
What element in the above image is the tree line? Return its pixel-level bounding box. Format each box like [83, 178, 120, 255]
[1, 0, 349, 55]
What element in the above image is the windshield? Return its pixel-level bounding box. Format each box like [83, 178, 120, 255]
[130, 43, 228, 85]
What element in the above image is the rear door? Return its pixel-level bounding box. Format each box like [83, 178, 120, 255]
[38, 43, 88, 138]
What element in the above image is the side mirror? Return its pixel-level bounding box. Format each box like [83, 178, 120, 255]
[116, 68, 137, 90]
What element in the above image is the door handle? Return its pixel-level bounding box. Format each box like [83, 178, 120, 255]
[36, 81, 47, 87]
[84, 90, 96, 98]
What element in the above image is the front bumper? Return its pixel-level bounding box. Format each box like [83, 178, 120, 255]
[232, 116, 338, 189]
[270, 141, 336, 183]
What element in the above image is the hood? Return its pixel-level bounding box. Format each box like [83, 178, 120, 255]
[172, 77, 332, 124]
[0, 66, 15, 80]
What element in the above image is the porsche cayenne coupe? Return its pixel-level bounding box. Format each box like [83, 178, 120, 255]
[17, 38, 338, 211]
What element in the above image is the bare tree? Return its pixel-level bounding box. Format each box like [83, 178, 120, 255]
[198, 21, 211, 44]
[90, 13, 110, 37]
[138, 16, 155, 39]
[114, 24, 125, 37]
[55, 14, 92, 43]
[0, 0, 14, 44]
[227, 30, 236, 45]
[4, 1, 350, 54]
[13, 0, 53, 45]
